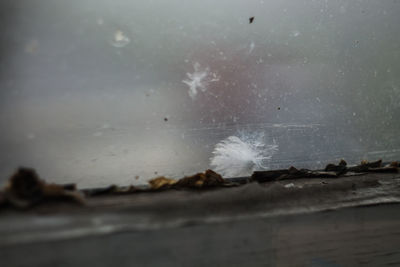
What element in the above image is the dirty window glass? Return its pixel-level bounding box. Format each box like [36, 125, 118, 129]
[1, 0, 399, 187]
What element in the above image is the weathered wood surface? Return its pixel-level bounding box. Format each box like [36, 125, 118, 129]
[0, 172, 400, 266]
[1, 204, 400, 267]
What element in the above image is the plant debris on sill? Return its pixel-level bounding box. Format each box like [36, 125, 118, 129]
[149, 169, 226, 190]
[149, 177, 178, 190]
[252, 159, 398, 183]
[0, 168, 84, 209]
[81, 184, 138, 197]
[0, 159, 398, 210]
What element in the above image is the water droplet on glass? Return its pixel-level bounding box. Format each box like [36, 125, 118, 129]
[291, 30, 301, 37]
[110, 30, 130, 48]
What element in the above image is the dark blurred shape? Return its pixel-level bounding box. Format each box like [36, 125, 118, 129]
[249, 16, 254, 24]
[325, 159, 348, 175]
[1, 167, 84, 209]
[82, 185, 118, 196]
[9, 168, 43, 203]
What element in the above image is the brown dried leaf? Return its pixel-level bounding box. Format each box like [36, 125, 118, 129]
[176, 169, 224, 189]
[360, 159, 382, 168]
[149, 177, 177, 190]
[390, 161, 398, 168]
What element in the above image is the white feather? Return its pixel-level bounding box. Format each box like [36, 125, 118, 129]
[210, 133, 278, 177]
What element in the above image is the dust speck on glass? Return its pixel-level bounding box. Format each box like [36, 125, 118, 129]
[0, 0, 399, 187]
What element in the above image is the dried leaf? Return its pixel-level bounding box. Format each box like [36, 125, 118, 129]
[176, 169, 224, 189]
[390, 161, 399, 168]
[149, 177, 177, 190]
[360, 159, 382, 168]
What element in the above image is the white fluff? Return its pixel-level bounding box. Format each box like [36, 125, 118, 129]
[210, 133, 278, 177]
[182, 62, 219, 100]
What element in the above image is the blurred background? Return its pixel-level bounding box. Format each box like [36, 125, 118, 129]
[0, 0, 399, 187]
